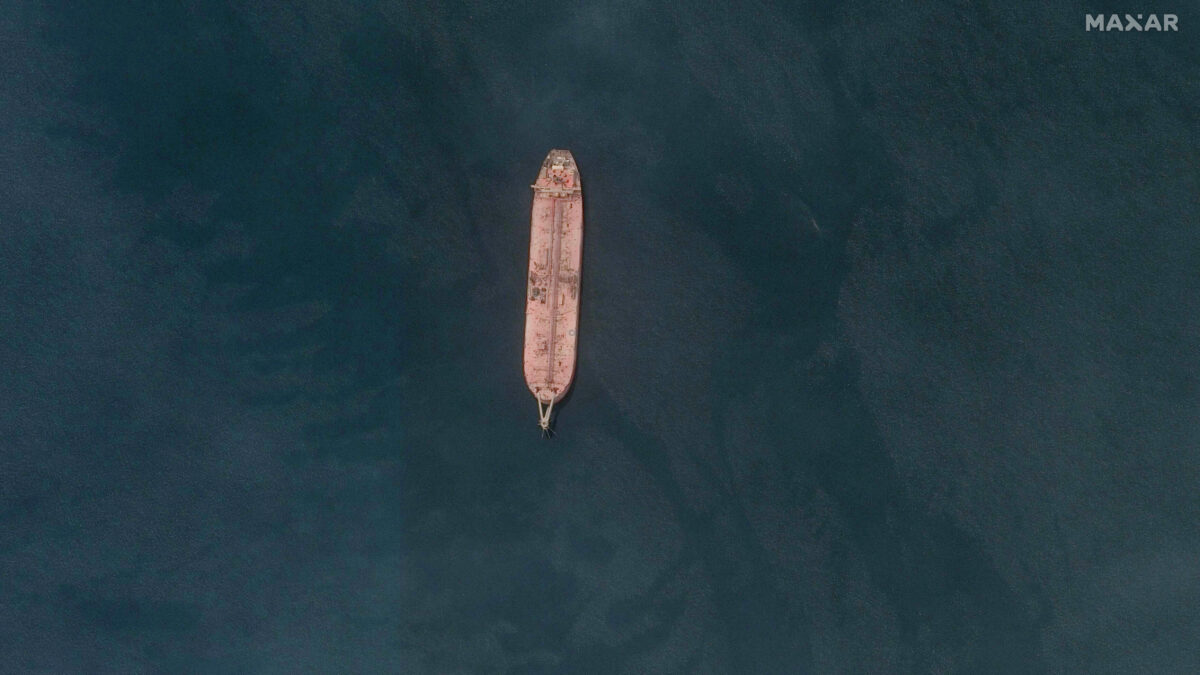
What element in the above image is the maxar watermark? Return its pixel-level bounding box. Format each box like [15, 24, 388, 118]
[1086, 14, 1178, 31]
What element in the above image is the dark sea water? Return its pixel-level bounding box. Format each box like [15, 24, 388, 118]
[2, 1, 1198, 672]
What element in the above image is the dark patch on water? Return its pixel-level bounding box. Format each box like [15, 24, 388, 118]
[810, 355, 1045, 672]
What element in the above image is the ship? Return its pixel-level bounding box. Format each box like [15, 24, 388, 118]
[523, 149, 583, 433]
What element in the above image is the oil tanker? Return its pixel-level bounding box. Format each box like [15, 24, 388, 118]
[523, 149, 583, 432]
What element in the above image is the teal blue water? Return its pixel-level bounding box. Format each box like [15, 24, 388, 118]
[2, 1, 1197, 672]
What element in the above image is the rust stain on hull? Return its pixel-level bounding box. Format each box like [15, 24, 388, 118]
[523, 149, 583, 422]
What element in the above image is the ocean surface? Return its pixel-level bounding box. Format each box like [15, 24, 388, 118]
[2, 1, 1197, 672]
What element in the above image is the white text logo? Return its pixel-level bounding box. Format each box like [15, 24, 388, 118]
[1086, 14, 1179, 30]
